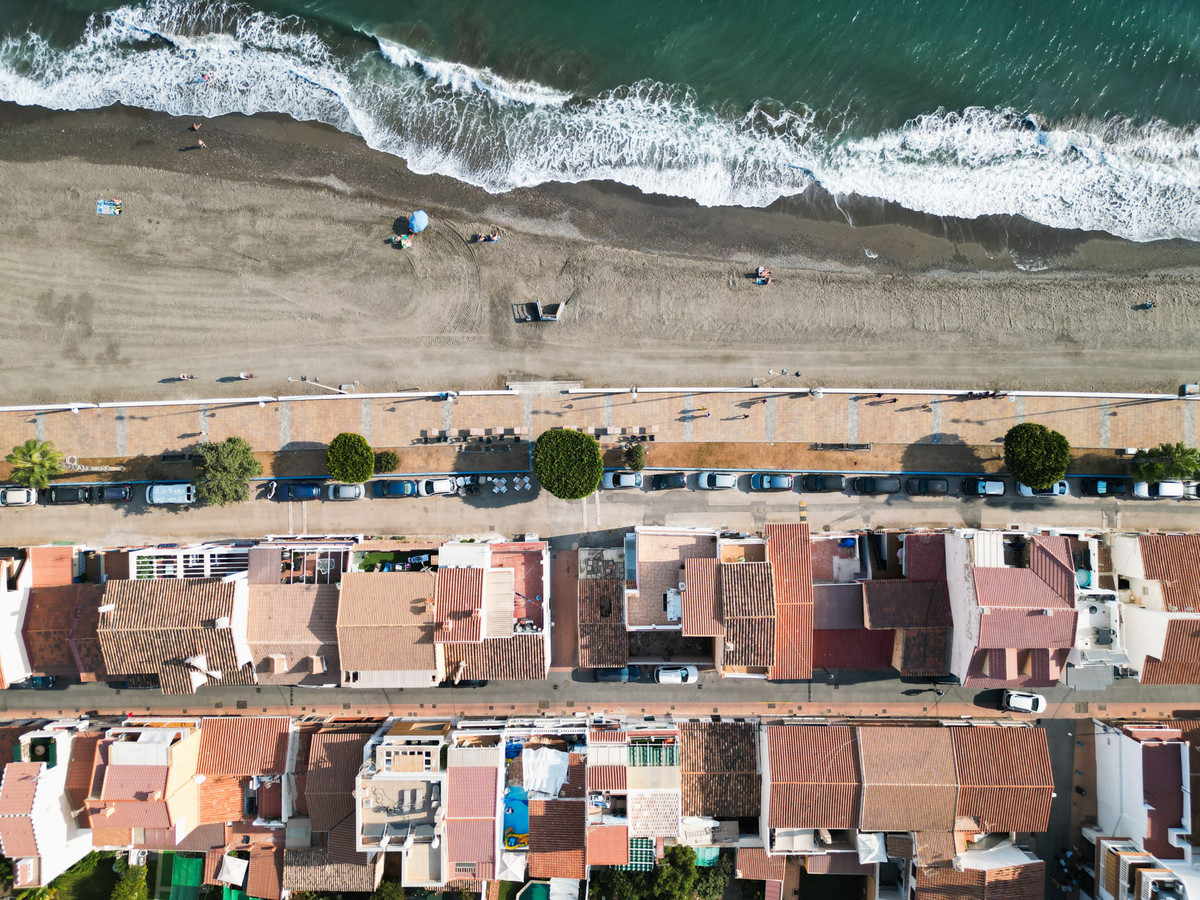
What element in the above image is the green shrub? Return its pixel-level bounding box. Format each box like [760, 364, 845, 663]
[326, 433, 374, 483]
[1003, 422, 1070, 489]
[375, 450, 400, 473]
[193, 436, 263, 506]
[532, 429, 603, 500]
[1129, 441, 1200, 482]
[110, 865, 147, 900]
[624, 443, 646, 471]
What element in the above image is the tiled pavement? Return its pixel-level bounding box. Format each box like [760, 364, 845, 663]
[1, 388, 1192, 464]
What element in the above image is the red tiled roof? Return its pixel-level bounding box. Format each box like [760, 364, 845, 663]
[306, 731, 371, 832]
[973, 568, 1072, 611]
[914, 862, 1045, 900]
[952, 727, 1054, 832]
[66, 733, 101, 825]
[528, 799, 586, 879]
[771, 601, 814, 681]
[247, 847, 283, 900]
[858, 727, 957, 832]
[862, 580, 951, 629]
[804, 853, 874, 875]
[765, 880, 783, 900]
[283, 847, 382, 893]
[103, 800, 172, 828]
[197, 717, 291, 776]
[765, 524, 814, 681]
[91, 825, 135, 848]
[446, 819, 495, 880]
[198, 775, 247, 824]
[813, 628, 895, 669]
[1139, 534, 1200, 613]
[579, 577, 628, 668]
[434, 568, 485, 643]
[977, 606, 1077, 649]
[587, 765, 627, 791]
[766, 726, 858, 830]
[904, 534, 947, 582]
[1141, 617, 1200, 684]
[176, 822, 226, 852]
[1143, 742, 1186, 860]
[441, 634, 547, 680]
[247, 585, 339, 685]
[586, 825, 629, 866]
[1030, 537, 1076, 602]
[23, 584, 104, 677]
[721, 563, 776, 667]
[336, 572, 437, 672]
[682, 559, 722, 637]
[0, 816, 38, 858]
[447, 767, 497, 818]
[680, 722, 759, 817]
[588, 730, 627, 742]
[894, 628, 952, 676]
[579, 624, 628, 669]
[28, 547, 74, 587]
[912, 832, 957, 867]
[564, 753, 586, 799]
[736, 847, 785, 881]
[101, 765, 169, 802]
[0, 763, 41, 815]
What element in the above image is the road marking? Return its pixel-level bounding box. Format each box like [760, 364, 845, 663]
[115, 408, 127, 456]
[1099, 399, 1111, 447]
[847, 395, 858, 443]
[279, 400, 291, 448]
[287, 500, 294, 533]
[361, 398, 372, 443]
[797, 500, 807, 523]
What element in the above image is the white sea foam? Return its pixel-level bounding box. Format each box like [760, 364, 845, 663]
[3, 0, 1200, 242]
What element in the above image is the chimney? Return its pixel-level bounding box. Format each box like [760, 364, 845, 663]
[268, 654, 287, 674]
[98, 603, 116, 614]
[471, 608, 482, 619]
[214, 617, 232, 629]
[442, 619, 452, 633]
[308, 655, 325, 675]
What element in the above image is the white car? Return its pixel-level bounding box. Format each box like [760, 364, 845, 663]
[697, 471, 737, 490]
[1001, 690, 1047, 714]
[602, 471, 642, 490]
[327, 483, 364, 501]
[417, 477, 457, 497]
[654, 665, 700, 685]
[1132, 480, 1184, 499]
[1183, 482, 1200, 500]
[1017, 480, 1069, 498]
[0, 487, 37, 507]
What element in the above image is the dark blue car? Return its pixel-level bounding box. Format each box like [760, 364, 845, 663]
[286, 482, 322, 501]
[373, 480, 418, 498]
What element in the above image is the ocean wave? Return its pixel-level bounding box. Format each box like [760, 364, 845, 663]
[2, 0, 1200, 242]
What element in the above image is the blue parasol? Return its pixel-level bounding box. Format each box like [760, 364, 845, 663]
[409, 210, 429, 233]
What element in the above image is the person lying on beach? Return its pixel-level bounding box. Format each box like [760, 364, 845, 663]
[757, 269, 773, 285]
[390, 234, 412, 248]
[475, 228, 501, 242]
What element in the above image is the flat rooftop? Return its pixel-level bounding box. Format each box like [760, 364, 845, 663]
[629, 532, 717, 628]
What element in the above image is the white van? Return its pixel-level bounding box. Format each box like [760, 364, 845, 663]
[146, 483, 196, 505]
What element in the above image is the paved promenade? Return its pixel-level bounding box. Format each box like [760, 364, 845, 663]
[1, 383, 1194, 471]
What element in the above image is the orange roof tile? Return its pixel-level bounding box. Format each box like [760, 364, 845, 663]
[197, 717, 291, 776]
[736, 847, 785, 881]
[447, 767, 497, 818]
[765, 524, 814, 681]
[977, 606, 1077, 649]
[587, 825, 630, 866]
[441, 634, 547, 680]
[858, 727, 956, 832]
[766, 726, 859, 829]
[1141, 618, 1200, 684]
[952, 727, 1053, 832]
[914, 861, 1045, 900]
[247, 847, 283, 900]
[246, 585, 339, 685]
[198, 776, 247, 825]
[28, 547, 74, 587]
[306, 731, 371, 832]
[100, 765, 168, 802]
[0, 763, 42, 815]
[91, 825, 135, 848]
[434, 568, 486, 643]
[528, 799, 586, 878]
[0, 817, 38, 858]
[335, 572, 437, 672]
[1139, 534, 1200, 612]
[446, 819, 495, 880]
[682, 559, 722, 637]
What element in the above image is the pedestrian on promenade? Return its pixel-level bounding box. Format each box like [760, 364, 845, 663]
[704, 412, 711, 418]
[737, 413, 750, 419]
[698, 406, 708, 412]
[758, 398, 768, 404]
[885, 397, 898, 404]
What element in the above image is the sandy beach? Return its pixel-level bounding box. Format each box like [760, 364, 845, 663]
[1, 102, 1199, 404]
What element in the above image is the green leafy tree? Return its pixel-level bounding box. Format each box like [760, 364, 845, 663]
[1129, 441, 1200, 482]
[110, 865, 147, 900]
[6, 439, 64, 490]
[373, 881, 406, 900]
[624, 443, 646, 471]
[532, 429, 603, 500]
[326, 433, 374, 483]
[695, 851, 733, 900]
[1003, 423, 1071, 489]
[193, 436, 263, 506]
[647, 846, 698, 900]
[375, 450, 400, 473]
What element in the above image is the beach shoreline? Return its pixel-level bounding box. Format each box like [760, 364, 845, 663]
[1, 101, 1199, 403]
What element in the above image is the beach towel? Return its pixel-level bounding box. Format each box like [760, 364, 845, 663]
[96, 199, 122, 216]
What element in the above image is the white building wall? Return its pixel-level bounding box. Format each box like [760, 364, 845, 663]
[944, 532, 981, 681]
[0, 560, 32, 688]
[344, 669, 439, 688]
[230, 578, 254, 669]
[1094, 725, 1149, 849]
[29, 735, 92, 885]
[1119, 606, 1173, 675]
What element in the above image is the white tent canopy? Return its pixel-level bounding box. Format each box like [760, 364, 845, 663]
[523, 747, 569, 796]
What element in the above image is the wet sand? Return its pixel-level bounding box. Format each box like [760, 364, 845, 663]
[0, 101, 1198, 404]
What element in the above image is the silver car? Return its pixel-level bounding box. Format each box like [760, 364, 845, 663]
[602, 471, 643, 489]
[697, 471, 737, 490]
[327, 483, 365, 501]
[417, 477, 458, 497]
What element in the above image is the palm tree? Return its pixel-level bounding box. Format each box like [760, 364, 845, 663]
[1129, 442, 1200, 482]
[5, 439, 65, 489]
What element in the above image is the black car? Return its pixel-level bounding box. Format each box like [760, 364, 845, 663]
[47, 485, 92, 505]
[595, 666, 642, 683]
[94, 483, 134, 503]
[437, 679, 489, 688]
[650, 472, 686, 490]
[852, 477, 902, 495]
[1081, 477, 1129, 497]
[802, 474, 847, 492]
[906, 477, 950, 496]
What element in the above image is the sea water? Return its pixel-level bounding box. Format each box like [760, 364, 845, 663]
[3, 0, 1200, 242]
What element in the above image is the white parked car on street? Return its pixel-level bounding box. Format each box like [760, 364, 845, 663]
[602, 471, 642, 490]
[697, 471, 737, 490]
[1132, 480, 1184, 499]
[1001, 690, 1047, 714]
[1016, 480, 1069, 498]
[0, 487, 37, 507]
[654, 665, 700, 685]
[417, 477, 458, 497]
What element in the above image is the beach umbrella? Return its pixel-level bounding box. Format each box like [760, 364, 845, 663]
[409, 210, 429, 233]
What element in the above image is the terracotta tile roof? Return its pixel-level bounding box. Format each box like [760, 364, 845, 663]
[586, 825, 629, 866]
[914, 862, 1045, 900]
[198, 775, 247, 824]
[198, 717, 291, 776]
[528, 799, 586, 879]
[766, 726, 859, 829]
[434, 568, 485, 643]
[0, 816, 38, 858]
[447, 767, 497, 818]
[952, 727, 1054, 832]
[0, 763, 41, 814]
[66, 733, 101, 825]
[283, 847, 382, 893]
[69, 599, 108, 682]
[894, 628, 952, 676]
[247, 848, 283, 900]
[858, 727, 957, 832]
[977, 606, 1077, 649]
[101, 765, 169, 801]
[589, 730, 628, 742]
[28, 547, 74, 587]
[1030, 536, 1076, 601]
[886, 834, 914, 860]
[336, 572, 437, 671]
[863, 580, 952, 629]
[1139, 534, 1200, 613]
[578, 575, 628, 668]
[90, 825, 134, 848]
[682, 559, 722, 636]
[579, 577, 625, 624]
[587, 765, 627, 791]
[813, 628, 895, 669]
[564, 753, 586, 799]
[97, 579, 254, 692]
[627, 791, 681, 838]
[306, 731, 371, 832]
[904, 534, 947, 582]
[247, 585, 339, 685]
[765, 524, 814, 681]
[175, 822, 226, 852]
[441, 634, 547, 680]
[446, 818, 495, 880]
[736, 847, 785, 881]
[765, 880, 783, 900]
[804, 853, 874, 875]
[679, 722, 759, 817]
[23, 584, 104, 676]
[103, 800, 172, 828]
[1141, 617, 1200, 684]
[579, 624, 628, 668]
[721, 562, 775, 618]
[204, 850, 224, 885]
[723, 617, 775, 668]
[912, 832, 957, 866]
[325, 818, 363, 865]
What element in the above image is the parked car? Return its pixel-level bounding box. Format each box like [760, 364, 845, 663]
[906, 477, 949, 496]
[697, 471, 737, 490]
[437, 679, 489, 688]
[9, 675, 56, 690]
[327, 483, 365, 501]
[1132, 480, 1184, 499]
[47, 485, 92, 505]
[285, 482, 322, 501]
[145, 483, 196, 505]
[373, 480, 417, 498]
[801, 474, 846, 493]
[1080, 477, 1128, 497]
[595, 666, 641, 683]
[962, 478, 1006, 497]
[93, 483, 134, 503]
[602, 471, 643, 490]
[750, 473, 793, 491]
[417, 477, 458, 497]
[650, 472, 686, 491]
[654, 665, 700, 685]
[1185, 482, 1200, 500]
[0, 487, 37, 507]
[1001, 690, 1047, 714]
[852, 476, 901, 495]
[1017, 480, 1070, 499]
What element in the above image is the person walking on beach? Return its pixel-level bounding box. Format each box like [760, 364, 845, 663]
[196, 138, 206, 149]
[239, 372, 254, 380]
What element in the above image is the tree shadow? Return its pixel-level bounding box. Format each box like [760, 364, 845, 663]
[899, 432, 991, 475]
